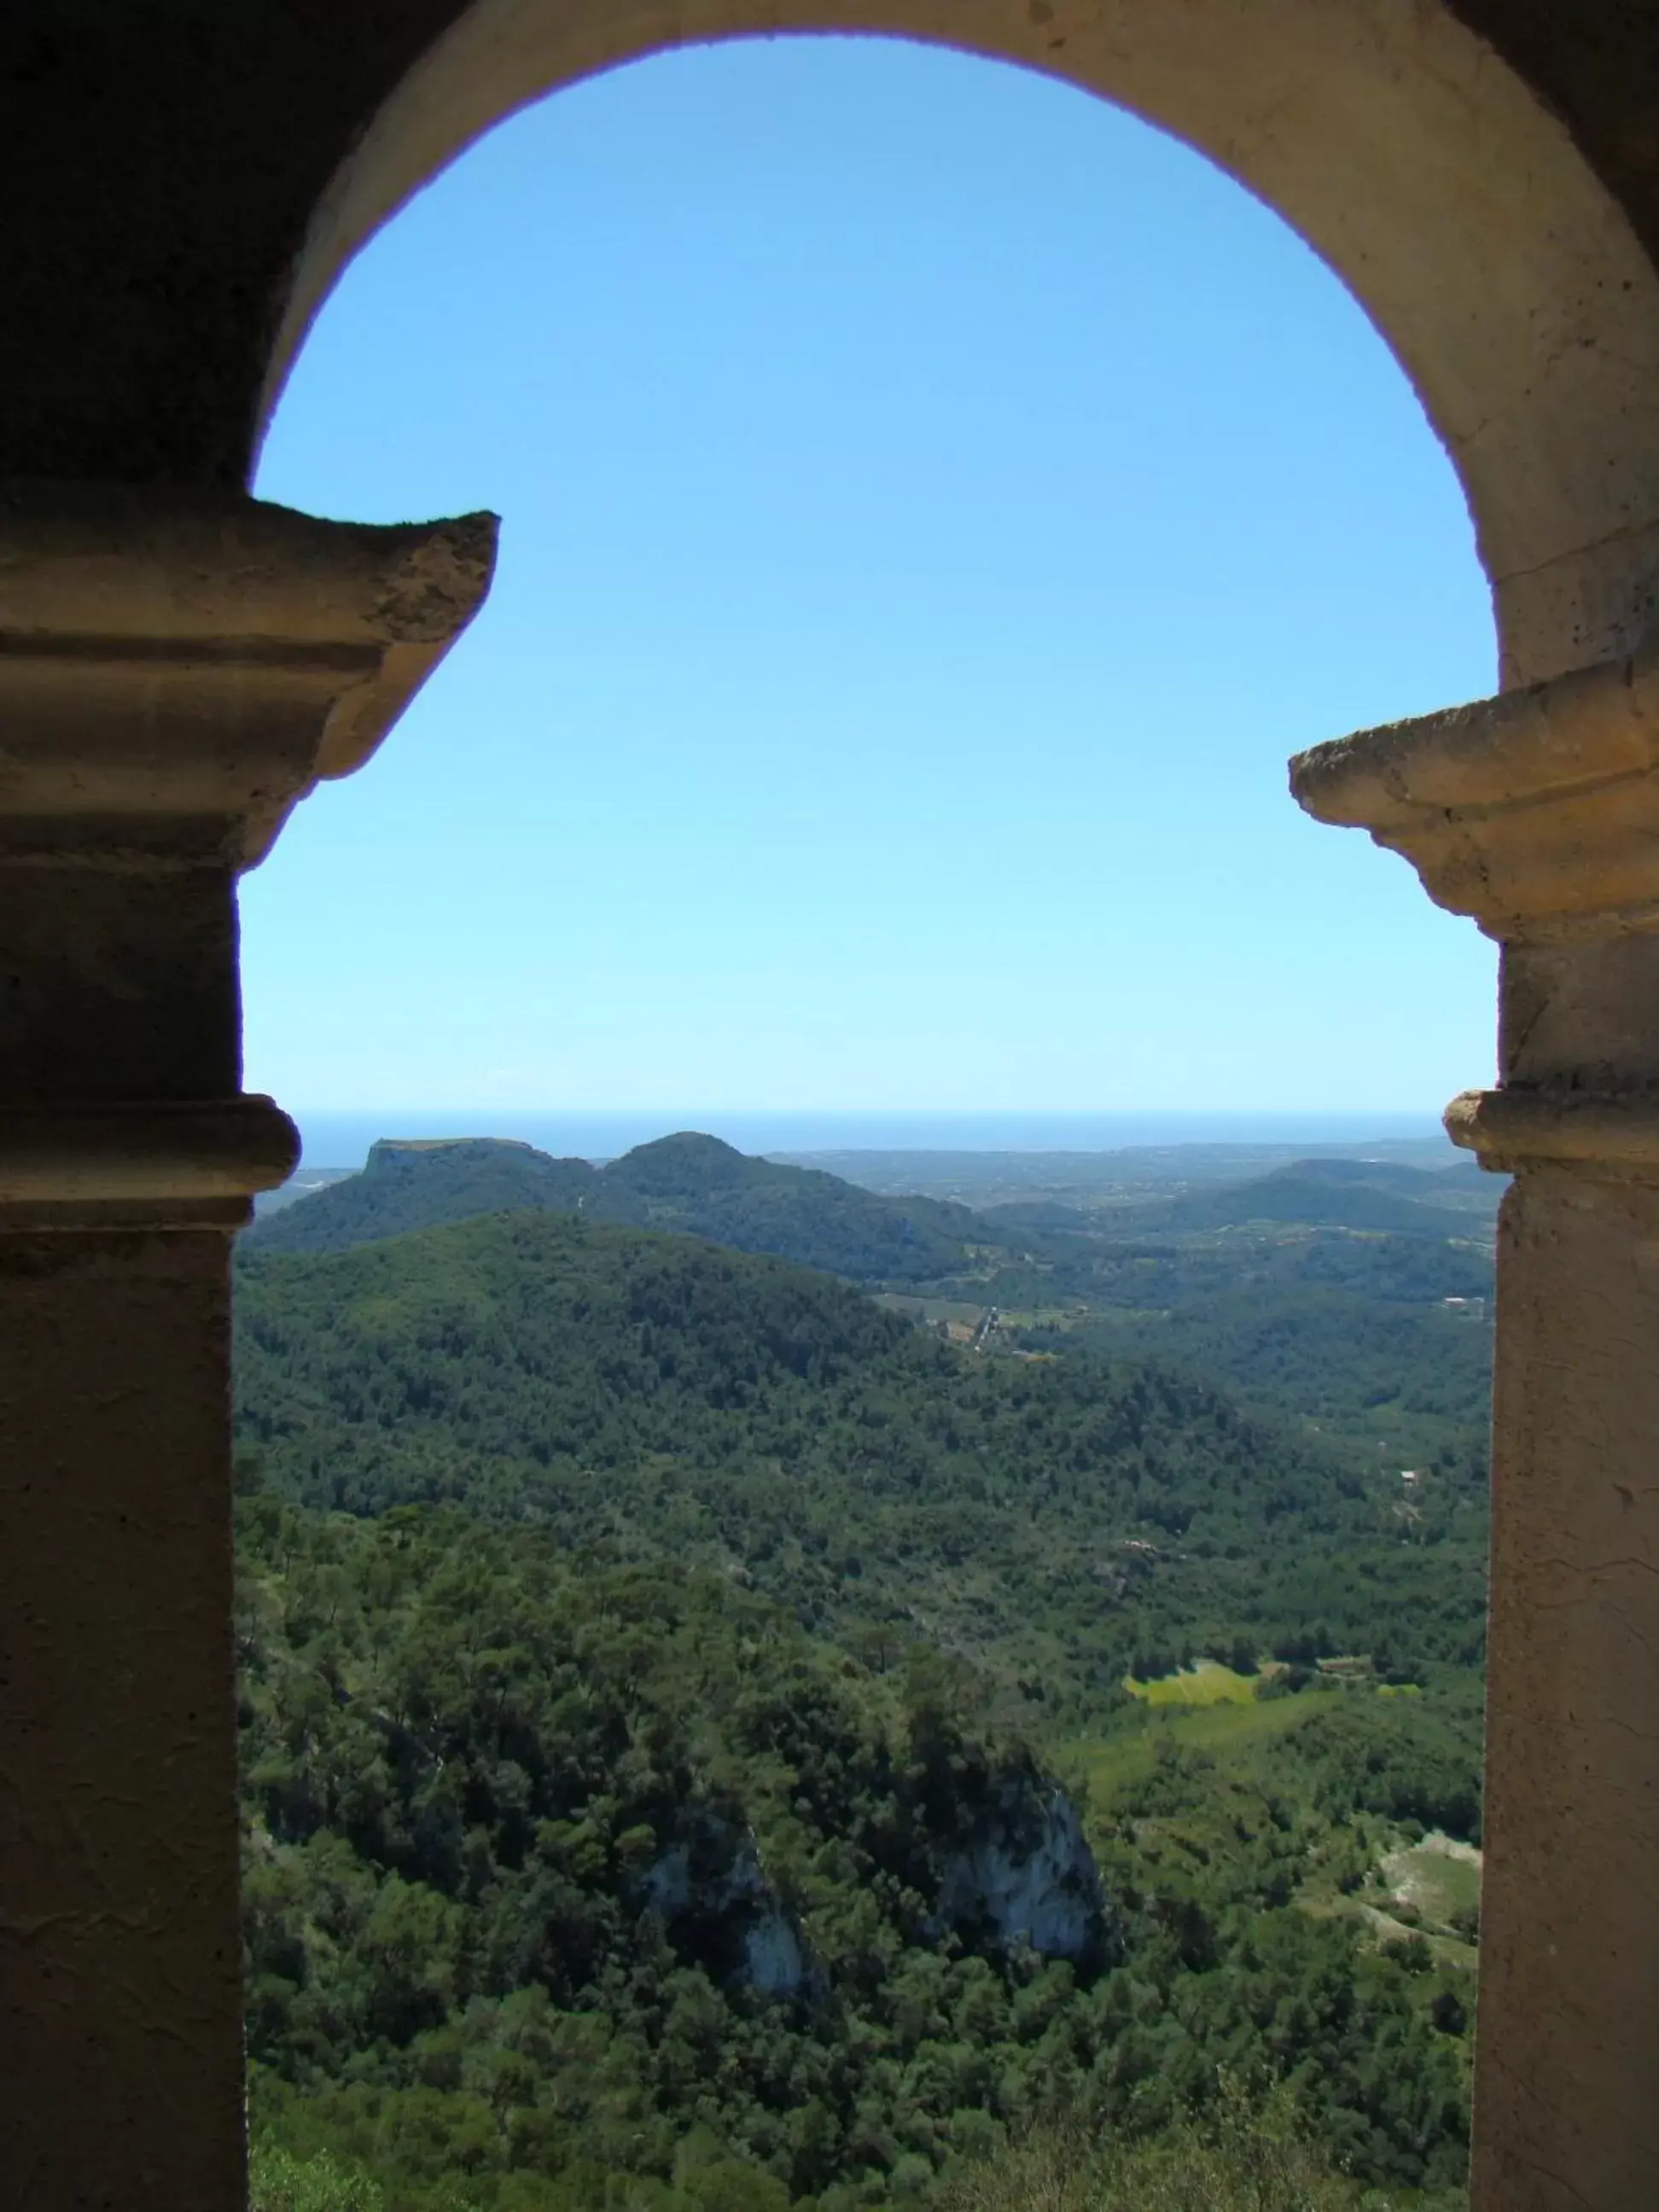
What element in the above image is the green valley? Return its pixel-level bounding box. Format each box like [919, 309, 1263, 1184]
[253, 1130, 1498, 1511]
[236, 1137, 1493, 2209]
[236, 1210, 1486, 1701]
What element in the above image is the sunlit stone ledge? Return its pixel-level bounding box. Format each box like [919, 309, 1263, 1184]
[1445, 1086, 1659, 1177]
[0, 485, 498, 864]
[1289, 635, 1659, 940]
[0, 1097, 299, 1229]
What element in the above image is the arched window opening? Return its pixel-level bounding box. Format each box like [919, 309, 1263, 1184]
[234, 39, 1499, 2212]
[247, 37, 1493, 1124]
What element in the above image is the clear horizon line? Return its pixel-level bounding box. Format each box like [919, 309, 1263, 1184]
[279, 1104, 1451, 1117]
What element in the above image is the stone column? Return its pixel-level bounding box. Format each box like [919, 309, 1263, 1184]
[0, 486, 494, 2211]
[1293, 643, 1659, 2212]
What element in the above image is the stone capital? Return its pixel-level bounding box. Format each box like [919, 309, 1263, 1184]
[1444, 1086, 1659, 1179]
[0, 1098, 301, 1229]
[1289, 633, 1659, 942]
[0, 486, 497, 1224]
[0, 482, 498, 865]
[1292, 643, 1659, 1182]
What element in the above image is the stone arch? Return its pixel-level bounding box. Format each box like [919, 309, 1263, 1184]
[10, 12, 1659, 2210]
[260, 0, 1659, 692]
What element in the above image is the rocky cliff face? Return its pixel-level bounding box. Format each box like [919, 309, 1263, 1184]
[934, 1784, 1113, 1965]
[638, 1816, 816, 1999]
[638, 1778, 1111, 2000]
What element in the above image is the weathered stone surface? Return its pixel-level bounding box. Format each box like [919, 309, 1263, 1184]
[0, 489, 495, 2209]
[0, 1229, 245, 2212]
[0, 487, 494, 1218]
[0, 484, 498, 864]
[1476, 1168, 1659, 2208]
[1293, 634, 1659, 2212]
[1446, 1087, 1659, 1177]
[1290, 634, 1659, 939]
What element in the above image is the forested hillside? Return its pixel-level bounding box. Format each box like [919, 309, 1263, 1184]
[236, 1168, 1488, 2208]
[235, 1213, 1487, 1702]
[247, 1133, 991, 1283]
[247, 1133, 1498, 1494]
[1150, 1169, 1482, 1240]
[917, 1194, 1495, 1478]
[240, 1498, 1474, 2211]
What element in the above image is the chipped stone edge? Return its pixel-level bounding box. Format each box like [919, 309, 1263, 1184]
[1446, 1087, 1659, 1177]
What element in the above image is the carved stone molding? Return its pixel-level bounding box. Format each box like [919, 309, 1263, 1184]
[0, 482, 498, 865]
[0, 1097, 300, 1228]
[0, 486, 497, 1225]
[1289, 633, 1659, 941]
[1292, 639, 1659, 1181]
[1445, 1086, 1659, 1178]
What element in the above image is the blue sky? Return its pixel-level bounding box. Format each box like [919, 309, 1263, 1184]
[247, 35, 1496, 1117]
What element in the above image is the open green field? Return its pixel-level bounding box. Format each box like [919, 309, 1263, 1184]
[1125, 1658, 1260, 1706]
[1066, 1685, 1484, 1996]
[874, 1292, 986, 1327]
[1062, 1686, 1326, 1810]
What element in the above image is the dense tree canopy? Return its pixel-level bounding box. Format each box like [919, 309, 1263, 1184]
[247, 1134, 993, 1284]
[241, 1501, 1473, 2210]
[236, 1213, 1487, 1708]
[236, 1155, 1488, 2207]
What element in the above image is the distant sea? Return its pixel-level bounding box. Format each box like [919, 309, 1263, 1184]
[284, 1109, 1447, 1173]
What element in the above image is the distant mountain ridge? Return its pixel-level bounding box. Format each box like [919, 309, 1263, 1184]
[247, 1133, 1502, 1285]
[1144, 1156, 1499, 1242]
[244, 1129, 998, 1283]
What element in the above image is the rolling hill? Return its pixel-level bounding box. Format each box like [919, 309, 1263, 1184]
[245, 1131, 996, 1282]
[1148, 1160, 1499, 1240]
[233, 1196, 1484, 2205]
[234, 1210, 1487, 1695]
